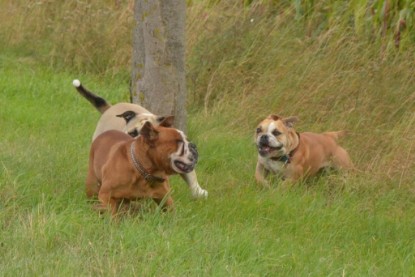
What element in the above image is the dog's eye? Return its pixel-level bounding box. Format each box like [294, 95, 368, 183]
[272, 130, 281, 136]
[256, 127, 262, 134]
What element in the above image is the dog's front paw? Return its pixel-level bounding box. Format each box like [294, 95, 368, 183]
[192, 188, 208, 199]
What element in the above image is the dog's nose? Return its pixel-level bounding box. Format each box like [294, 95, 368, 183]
[259, 135, 268, 145]
[189, 143, 198, 163]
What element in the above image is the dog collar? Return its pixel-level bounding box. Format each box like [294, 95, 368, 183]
[270, 132, 300, 165]
[270, 155, 291, 164]
[288, 132, 301, 158]
[130, 142, 165, 184]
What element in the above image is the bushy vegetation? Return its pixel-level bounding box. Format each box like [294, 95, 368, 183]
[186, 1, 415, 185]
[1, 0, 415, 275]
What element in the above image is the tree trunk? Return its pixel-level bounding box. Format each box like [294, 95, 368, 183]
[131, 0, 187, 132]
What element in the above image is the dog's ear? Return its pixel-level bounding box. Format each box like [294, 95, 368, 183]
[116, 111, 137, 123]
[282, 116, 299, 128]
[140, 121, 159, 144]
[268, 114, 281, 121]
[157, 115, 175, 127]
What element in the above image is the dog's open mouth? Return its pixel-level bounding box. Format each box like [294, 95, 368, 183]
[258, 144, 282, 156]
[174, 160, 194, 173]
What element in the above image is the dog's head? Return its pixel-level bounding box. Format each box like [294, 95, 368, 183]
[117, 111, 174, 137]
[139, 121, 198, 174]
[255, 114, 299, 158]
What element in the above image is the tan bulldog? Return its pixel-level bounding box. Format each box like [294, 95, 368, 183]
[86, 121, 198, 215]
[73, 79, 207, 198]
[255, 114, 353, 185]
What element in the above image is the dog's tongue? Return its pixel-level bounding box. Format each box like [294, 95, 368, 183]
[259, 146, 271, 156]
[261, 146, 270, 152]
[174, 160, 194, 173]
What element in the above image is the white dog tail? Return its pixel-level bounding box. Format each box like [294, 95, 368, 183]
[324, 131, 348, 140]
[72, 79, 110, 114]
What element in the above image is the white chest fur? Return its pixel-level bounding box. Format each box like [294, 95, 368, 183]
[258, 156, 286, 175]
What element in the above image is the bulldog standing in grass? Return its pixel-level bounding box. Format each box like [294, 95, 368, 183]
[87, 121, 198, 215]
[73, 79, 208, 199]
[255, 114, 353, 186]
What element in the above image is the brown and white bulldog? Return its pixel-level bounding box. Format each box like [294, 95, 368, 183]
[73, 79, 207, 198]
[86, 121, 198, 215]
[255, 114, 353, 185]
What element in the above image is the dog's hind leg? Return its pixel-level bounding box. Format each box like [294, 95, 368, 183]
[332, 147, 353, 170]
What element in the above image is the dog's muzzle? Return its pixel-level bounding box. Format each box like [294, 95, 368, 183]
[172, 142, 198, 173]
[257, 135, 282, 157]
[188, 143, 198, 163]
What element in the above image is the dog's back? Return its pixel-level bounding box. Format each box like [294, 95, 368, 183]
[301, 131, 352, 172]
[92, 103, 154, 140]
[72, 79, 158, 141]
[323, 130, 347, 140]
[300, 131, 346, 157]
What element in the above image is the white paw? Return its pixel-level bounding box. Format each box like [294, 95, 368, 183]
[192, 188, 208, 199]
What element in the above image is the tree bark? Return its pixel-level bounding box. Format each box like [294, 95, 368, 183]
[131, 0, 187, 132]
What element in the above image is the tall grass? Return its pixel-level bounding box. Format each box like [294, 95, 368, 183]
[0, 0, 134, 75]
[186, 1, 415, 185]
[1, 0, 414, 73]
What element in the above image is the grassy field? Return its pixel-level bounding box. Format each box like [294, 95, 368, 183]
[1, 1, 415, 276]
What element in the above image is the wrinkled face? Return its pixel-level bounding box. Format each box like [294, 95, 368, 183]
[255, 115, 298, 158]
[144, 125, 198, 174]
[169, 130, 198, 174]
